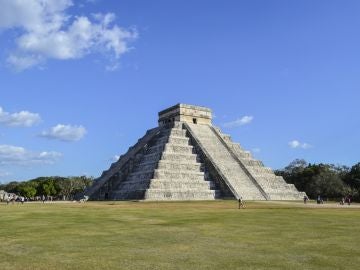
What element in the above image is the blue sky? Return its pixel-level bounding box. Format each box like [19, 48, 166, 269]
[0, 0, 359, 183]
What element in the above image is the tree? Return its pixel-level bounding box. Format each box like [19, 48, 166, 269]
[346, 163, 360, 189]
[275, 159, 309, 192]
[56, 178, 76, 200]
[18, 182, 37, 198]
[344, 163, 360, 201]
[56, 176, 93, 200]
[3, 181, 20, 193]
[276, 160, 347, 200]
[306, 164, 346, 199]
[284, 159, 308, 173]
[0, 176, 94, 200]
[39, 179, 57, 196]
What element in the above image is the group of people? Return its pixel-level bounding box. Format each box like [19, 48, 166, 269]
[2, 194, 53, 205]
[2, 194, 88, 204]
[302, 195, 324, 204]
[340, 196, 352, 205]
[316, 195, 324, 204]
[302, 194, 353, 206]
[4, 195, 25, 205]
[303, 195, 323, 204]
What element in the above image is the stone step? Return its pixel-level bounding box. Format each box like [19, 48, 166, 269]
[149, 180, 215, 189]
[155, 136, 169, 145]
[250, 173, 276, 179]
[146, 144, 165, 154]
[168, 136, 190, 145]
[251, 175, 278, 182]
[119, 178, 213, 189]
[232, 150, 252, 159]
[247, 167, 274, 174]
[118, 181, 149, 191]
[251, 176, 284, 186]
[286, 183, 300, 192]
[235, 185, 269, 193]
[126, 170, 154, 181]
[157, 161, 202, 171]
[231, 143, 244, 150]
[141, 152, 162, 163]
[164, 144, 194, 154]
[221, 135, 232, 142]
[133, 161, 159, 172]
[240, 159, 264, 166]
[275, 176, 288, 184]
[167, 129, 187, 137]
[144, 189, 218, 200]
[113, 188, 220, 201]
[161, 152, 198, 162]
[153, 169, 205, 181]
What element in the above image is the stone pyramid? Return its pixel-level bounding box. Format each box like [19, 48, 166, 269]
[86, 104, 305, 201]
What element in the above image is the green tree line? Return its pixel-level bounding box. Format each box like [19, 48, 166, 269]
[275, 160, 360, 201]
[0, 176, 93, 200]
[1, 160, 359, 201]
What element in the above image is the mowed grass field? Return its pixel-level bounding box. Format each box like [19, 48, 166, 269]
[1, 201, 359, 270]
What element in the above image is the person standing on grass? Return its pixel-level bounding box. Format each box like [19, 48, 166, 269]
[238, 197, 245, 209]
[340, 198, 345, 205]
[317, 195, 322, 204]
[303, 195, 308, 204]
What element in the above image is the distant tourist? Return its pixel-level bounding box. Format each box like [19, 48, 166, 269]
[340, 198, 345, 205]
[316, 195, 323, 204]
[303, 195, 308, 204]
[42, 195, 46, 203]
[346, 196, 351, 206]
[238, 197, 245, 209]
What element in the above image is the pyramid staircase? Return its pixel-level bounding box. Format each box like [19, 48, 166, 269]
[110, 123, 219, 200]
[185, 123, 305, 200]
[211, 127, 306, 200]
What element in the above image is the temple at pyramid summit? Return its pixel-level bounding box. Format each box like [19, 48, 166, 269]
[86, 104, 306, 201]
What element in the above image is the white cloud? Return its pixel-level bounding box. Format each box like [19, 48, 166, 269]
[111, 155, 120, 162]
[0, 106, 41, 127]
[0, 144, 62, 166]
[40, 124, 87, 141]
[223, 116, 254, 128]
[252, 148, 261, 153]
[0, 0, 137, 71]
[289, 140, 312, 149]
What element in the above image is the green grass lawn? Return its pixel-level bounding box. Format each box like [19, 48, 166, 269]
[0, 201, 359, 270]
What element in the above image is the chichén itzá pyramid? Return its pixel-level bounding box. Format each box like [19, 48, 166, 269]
[86, 104, 305, 201]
